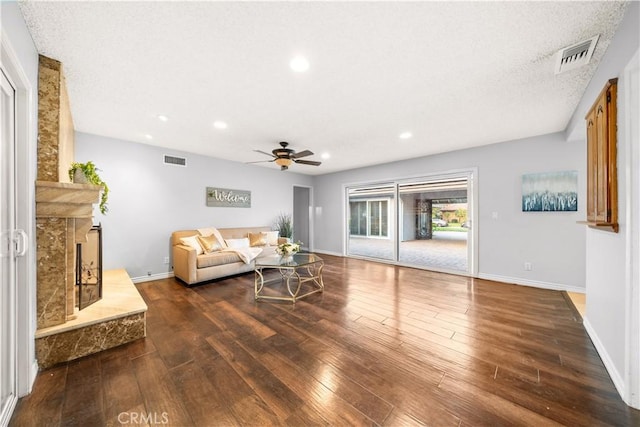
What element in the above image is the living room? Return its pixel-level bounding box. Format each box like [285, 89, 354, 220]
[2, 1, 640, 425]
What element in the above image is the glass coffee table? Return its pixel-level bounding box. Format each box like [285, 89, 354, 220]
[254, 253, 324, 303]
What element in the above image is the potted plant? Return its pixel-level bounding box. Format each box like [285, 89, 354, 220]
[68, 161, 109, 214]
[275, 213, 293, 241]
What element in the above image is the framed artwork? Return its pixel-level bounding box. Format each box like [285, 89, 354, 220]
[522, 171, 578, 212]
[206, 187, 251, 208]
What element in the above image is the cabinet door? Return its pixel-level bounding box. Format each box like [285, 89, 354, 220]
[586, 108, 597, 222]
[595, 96, 609, 222]
[583, 78, 617, 232]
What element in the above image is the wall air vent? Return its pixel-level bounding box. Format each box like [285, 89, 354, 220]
[555, 35, 599, 74]
[163, 154, 187, 167]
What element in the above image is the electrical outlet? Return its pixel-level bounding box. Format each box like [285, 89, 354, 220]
[524, 262, 532, 271]
[163, 257, 170, 265]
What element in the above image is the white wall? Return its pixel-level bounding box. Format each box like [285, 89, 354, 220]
[75, 132, 313, 280]
[313, 131, 586, 291]
[567, 1, 639, 408]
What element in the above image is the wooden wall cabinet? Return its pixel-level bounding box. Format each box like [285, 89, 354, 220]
[583, 78, 618, 232]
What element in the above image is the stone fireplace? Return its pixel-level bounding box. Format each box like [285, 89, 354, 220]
[34, 55, 146, 369]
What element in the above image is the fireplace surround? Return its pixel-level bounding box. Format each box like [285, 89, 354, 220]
[34, 54, 146, 369]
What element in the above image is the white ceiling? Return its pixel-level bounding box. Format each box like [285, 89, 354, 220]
[19, 1, 628, 175]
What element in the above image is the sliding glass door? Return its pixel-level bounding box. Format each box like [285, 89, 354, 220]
[347, 185, 395, 261]
[398, 177, 469, 272]
[346, 172, 475, 275]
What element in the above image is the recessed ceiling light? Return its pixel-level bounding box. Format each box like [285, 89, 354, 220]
[321, 152, 331, 160]
[157, 115, 168, 122]
[213, 121, 228, 130]
[290, 55, 310, 72]
[399, 132, 413, 139]
[144, 134, 153, 140]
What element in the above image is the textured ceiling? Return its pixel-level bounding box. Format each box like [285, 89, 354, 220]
[19, 1, 628, 175]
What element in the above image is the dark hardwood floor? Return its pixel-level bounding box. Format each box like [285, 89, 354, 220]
[10, 255, 640, 426]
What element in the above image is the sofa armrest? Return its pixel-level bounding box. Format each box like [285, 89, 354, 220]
[173, 244, 197, 284]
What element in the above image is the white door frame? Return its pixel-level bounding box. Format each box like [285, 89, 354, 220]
[1, 29, 37, 403]
[623, 48, 639, 409]
[0, 56, 18, 427]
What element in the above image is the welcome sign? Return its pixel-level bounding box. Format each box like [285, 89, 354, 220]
[206, 187, 251, 208]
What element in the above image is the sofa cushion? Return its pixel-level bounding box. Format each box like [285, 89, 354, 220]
[180, 236, 204, 255]
[197, 251, 243, 268]
[226, 238, 250, 248]
[197, 234, 224, 253]
[248, 232, 267, 247]
[264, 231, 279, 246]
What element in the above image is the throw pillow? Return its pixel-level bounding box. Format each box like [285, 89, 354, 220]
[248, 232, 267, 247]
[197, 235, 223, 253]
[179, 236, 204, 255]
[225, 238, 250, 249]
[264, 231, 279, 246]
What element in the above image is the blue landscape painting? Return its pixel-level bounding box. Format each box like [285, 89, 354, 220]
[522, 171, 578, 212]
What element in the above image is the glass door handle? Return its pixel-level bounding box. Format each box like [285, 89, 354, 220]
[14, 229, 28, 257]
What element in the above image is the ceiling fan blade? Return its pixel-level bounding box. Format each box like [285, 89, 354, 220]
[294, 159, 321, 166]
[246, 159, 275, 164]
[254, 149, 276, 158]
[292, 149, 314, 159]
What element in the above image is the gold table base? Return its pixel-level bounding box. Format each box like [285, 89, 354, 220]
[254, 258, 324, 303]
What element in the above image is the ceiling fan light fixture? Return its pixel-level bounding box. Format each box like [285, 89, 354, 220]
[275, 158, 292, 167]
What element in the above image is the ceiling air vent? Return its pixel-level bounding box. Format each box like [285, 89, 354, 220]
[555, 35, 599, 74]
[163, 154, 186, 167]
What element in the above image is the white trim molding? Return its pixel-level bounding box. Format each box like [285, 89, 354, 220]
[131, 271, 175, 284]
[477, 273, 585, 293]
[623, 48, 640, 409]
[584, 318, 627, 404]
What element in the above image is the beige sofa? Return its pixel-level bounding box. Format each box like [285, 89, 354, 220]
[171, 226, 286, 286]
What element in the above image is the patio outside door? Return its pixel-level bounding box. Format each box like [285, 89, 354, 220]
[346, 171, 475, 275]
[398, 176, 469, 272]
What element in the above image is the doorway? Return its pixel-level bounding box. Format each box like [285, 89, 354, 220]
[293, 186, 312, 251]
[0, 67, 19, 425]
[1, 35, 35, 425]
[346, 171, 476, 275]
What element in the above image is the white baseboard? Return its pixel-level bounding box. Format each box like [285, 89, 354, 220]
[583, 317, 627, 401]
[29, 360, 38, 393]
[131, 271, 174, 283]
[477, 273, 585, 293]
[311, 249, 343, 257]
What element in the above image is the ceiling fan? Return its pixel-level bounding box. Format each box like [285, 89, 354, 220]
[249, 141, 321, 171]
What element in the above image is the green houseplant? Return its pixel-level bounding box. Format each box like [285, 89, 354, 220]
[275, 213, 293, 240]
[68, 161, 109, 214]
